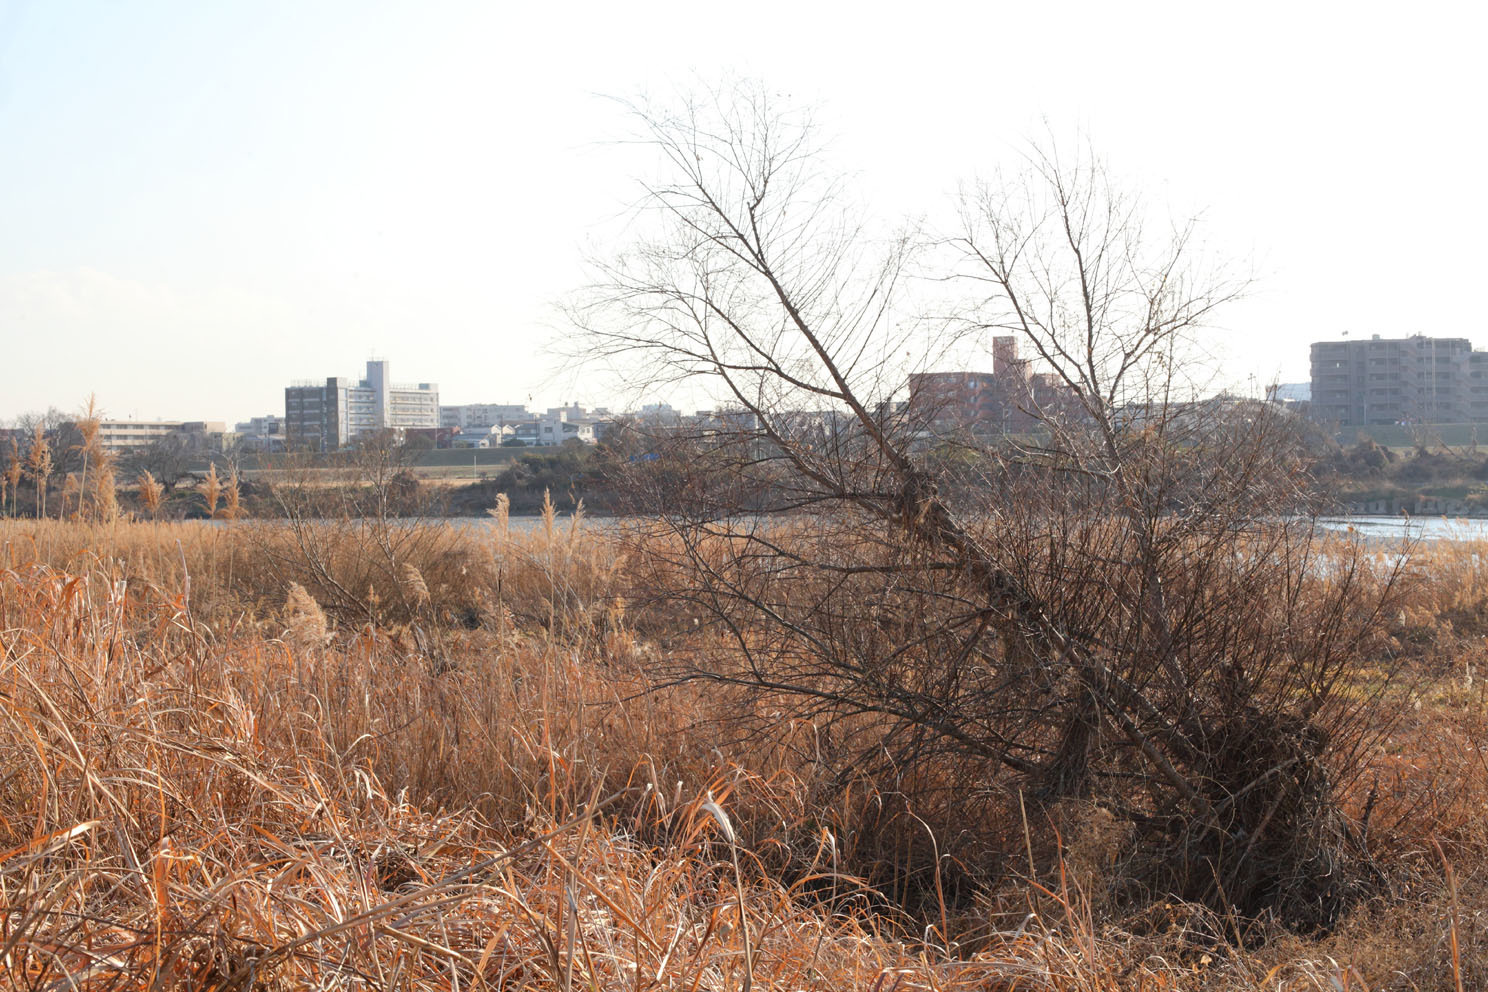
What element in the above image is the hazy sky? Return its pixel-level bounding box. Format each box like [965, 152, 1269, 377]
[2, 0, 1484, 424]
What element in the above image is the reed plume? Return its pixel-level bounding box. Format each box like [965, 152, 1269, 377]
[487, 491, 511, 537]
[61, 472, 80, 520]
[399, 562, 430, 607]
[223, 464, 242, 519]
[73, 395, 102, 517]
[93, 461, 119, 522]
[200, 463, 223, 518]
[25, 424, 51, 519]
[137, 470, 163, 519]
[283, 580, 328, 649]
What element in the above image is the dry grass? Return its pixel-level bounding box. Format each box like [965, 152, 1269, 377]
[0, 517, 1484, 988]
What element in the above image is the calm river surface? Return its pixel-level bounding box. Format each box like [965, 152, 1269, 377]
[1316, 516, 1488, 543]
[223, 514, 1488, 543]
[490, 514, 1486, 542]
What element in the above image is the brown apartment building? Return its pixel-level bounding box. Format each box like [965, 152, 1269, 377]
[906, 335, 1077, 435]
[1309, 335, 1488, 427]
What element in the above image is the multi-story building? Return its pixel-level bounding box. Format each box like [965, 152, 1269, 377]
[285, 360, 439, 451]
[1309, 335, 1478, 427]
[439, 403, 532, 430]
[234, 414, 284, 437]
[96, 420, 226, 457]
[905, 335, 1046, 434]
[1471, 352, 1488, 422]
[906, 371, 1001, 426]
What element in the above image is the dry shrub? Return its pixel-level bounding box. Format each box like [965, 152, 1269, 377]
[1059, 803, 1134, 914]
[1388, 534, 1488, 653]
[618, 512, 1408, 937]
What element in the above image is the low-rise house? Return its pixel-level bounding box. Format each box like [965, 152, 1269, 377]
[451, 425, 510, 449]
[538, 410, 603, 446]
[509, 421, 542, 446]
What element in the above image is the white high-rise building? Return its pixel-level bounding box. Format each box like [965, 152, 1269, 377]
[285, 360, 438, 451]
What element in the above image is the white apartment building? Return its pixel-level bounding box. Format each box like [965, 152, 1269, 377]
[234, 414, 284, 436]
[285, 360, 438, 451]
[97, 420, 226, 456]
[439, 402, 532, 430]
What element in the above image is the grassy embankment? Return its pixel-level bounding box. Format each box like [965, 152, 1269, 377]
[123, 446, 596, 519]
[1318, 438, 1488, 513]
[1, 515, 1486, 989]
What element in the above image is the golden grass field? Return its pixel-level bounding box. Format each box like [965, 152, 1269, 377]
[1, 514, 1486, 989]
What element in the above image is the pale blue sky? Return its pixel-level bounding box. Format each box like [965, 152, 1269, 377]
[2, 0, 1485, 422]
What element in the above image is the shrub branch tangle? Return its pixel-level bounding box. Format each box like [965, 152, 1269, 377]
[254, 430, 464, 625]
[577, 85, 1401, 931]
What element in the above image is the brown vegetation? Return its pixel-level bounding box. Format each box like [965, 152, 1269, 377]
[1297, 429, 1488, 515]
[0, 517, 1484, 988]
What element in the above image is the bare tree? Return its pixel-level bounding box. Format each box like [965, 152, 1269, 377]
[124, 433, 193, 493]
[578, 84, 1400, 931]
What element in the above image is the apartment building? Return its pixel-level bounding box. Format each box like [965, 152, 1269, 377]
[285, 360, 438, 451]
[1309, 335, 1481, 426]
[234, 414, 286, 453]
[234, 414, 283, 437]
[906, 371, 1001, 426]
[439, 402, 532, 430]
[905, 335, 1049, 434]
[96, 420, 226, 456]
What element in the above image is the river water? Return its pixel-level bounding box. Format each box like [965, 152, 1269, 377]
[491, 513, 1488, 546]
[210, 513, 1488, 544]
[1316, 516, 1488, 543]
[458, 514, 1488, 543]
